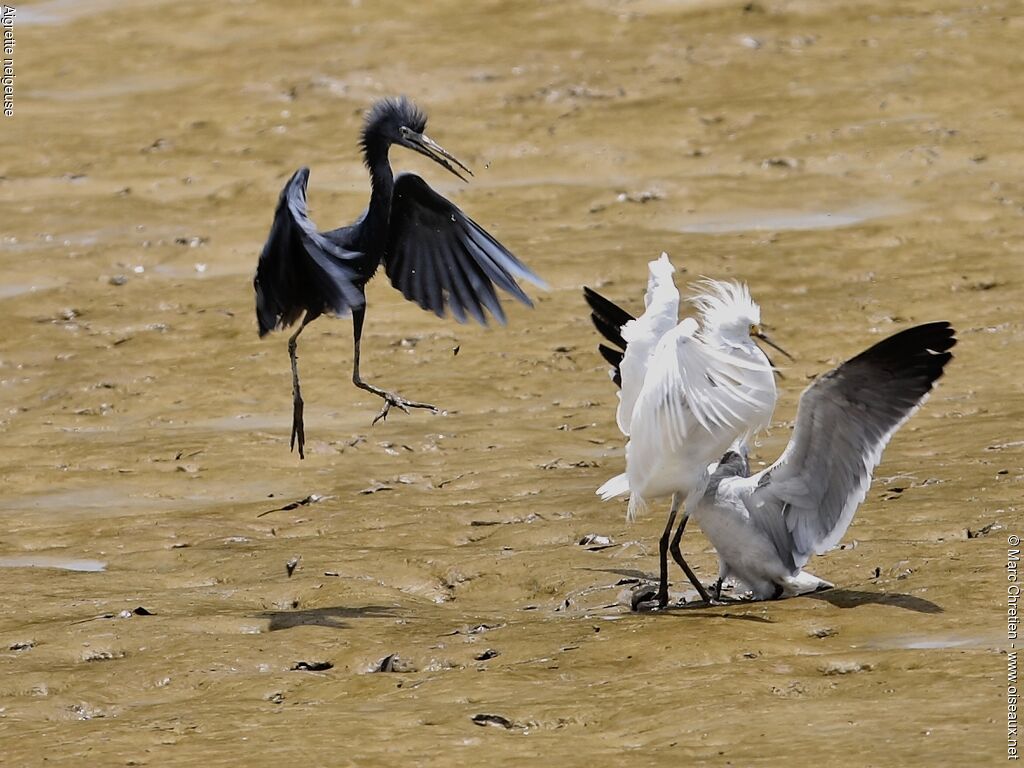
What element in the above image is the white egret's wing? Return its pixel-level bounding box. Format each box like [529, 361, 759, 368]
[737, 322, 956, 570]
[629, 318, 778, 455]
[616, 253, 680, 434]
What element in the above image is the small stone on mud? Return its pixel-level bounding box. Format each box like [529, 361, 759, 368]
[474, 648, 500, 661]
[286, 556, 300, 577]
[359, 482, 394, 495]
[578, 533, 614, 550]
[770, 682, 806, 698]
[761, 156, 801, 169]
[624, 584, 659, 611]
[374, 654, 417, 673]
[468, 623, 503, 635]
[820, 660, 874, 676]
[966, 521, 1002, 538]
[258, 493, 330, 517]
[471, 713, 517, 729]
[9, 640, 35, 651]
[809, 626, 837, 639]
[83, 649, 126, 662]
[291, 660, 333, 672]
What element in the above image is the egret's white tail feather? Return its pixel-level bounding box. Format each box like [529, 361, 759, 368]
[597, 472, 630, 500]
[616, 253, 681, 435]
[645, 252, 675, 303]
[626, 492, 647, 523]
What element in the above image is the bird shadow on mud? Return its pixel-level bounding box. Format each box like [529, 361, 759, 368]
[259, 604, 403, 631]
[656, 588, 942, 618]
[806, 588, 944, 614]
[659, 608, 776, 623]
[584, 566, 651, 581]
[581, 568, 942, 616]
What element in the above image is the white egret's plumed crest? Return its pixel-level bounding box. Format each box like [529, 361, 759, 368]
[689, 279, 761, 343]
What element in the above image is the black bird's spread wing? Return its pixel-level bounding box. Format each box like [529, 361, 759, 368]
[737, 322, 956, 570]
[383, 173, 546, 325]
[583, 287, 636, 388]
[254, 168, 364, 336]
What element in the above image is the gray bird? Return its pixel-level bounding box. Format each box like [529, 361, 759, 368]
[691, 321, 956, 601]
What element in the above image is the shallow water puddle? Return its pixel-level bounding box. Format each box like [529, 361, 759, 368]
[861, 633, 1001, 651]
[676, 201, 914, 234]
[0, 555, 107, 572]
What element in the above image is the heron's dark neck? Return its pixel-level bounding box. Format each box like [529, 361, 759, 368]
[362, 141, 395, 253]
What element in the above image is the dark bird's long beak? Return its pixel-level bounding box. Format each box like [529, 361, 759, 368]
[401, 128, 473, 182]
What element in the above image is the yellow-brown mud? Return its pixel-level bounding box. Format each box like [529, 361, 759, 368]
[1, 0, 1020, 764]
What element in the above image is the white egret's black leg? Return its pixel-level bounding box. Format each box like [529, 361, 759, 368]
[351, 307, 439, 425]
[288, 313, 317, 460]
[654, 493, 684, 608]
[668, 499, 714, 604]
[711, 577, 724, 602]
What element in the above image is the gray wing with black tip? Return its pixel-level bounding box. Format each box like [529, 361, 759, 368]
[735, 322, 956, 570]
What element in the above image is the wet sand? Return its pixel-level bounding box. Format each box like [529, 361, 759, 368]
[1, 0, 1020, 763]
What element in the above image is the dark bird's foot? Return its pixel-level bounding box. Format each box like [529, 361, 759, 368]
[290, 394, 306, 459]
[370, 391, 440, 426]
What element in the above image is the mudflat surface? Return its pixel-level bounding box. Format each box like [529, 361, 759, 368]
[0, 0, 1019, 764]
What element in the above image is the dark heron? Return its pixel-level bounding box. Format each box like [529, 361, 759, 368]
[254, 97, 546, 458]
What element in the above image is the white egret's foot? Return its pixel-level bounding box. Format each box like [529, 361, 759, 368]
[371, 391, 439, 426]
[695, 595, 725, 607]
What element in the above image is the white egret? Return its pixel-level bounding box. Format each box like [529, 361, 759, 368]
[584, 254, 787, 608]
[692, 322, 955, 601]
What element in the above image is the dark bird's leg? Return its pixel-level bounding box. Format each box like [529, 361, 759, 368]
[288, 312, 318, 460]
[350, 307, 439, 425]
[668, 497, 714, 604]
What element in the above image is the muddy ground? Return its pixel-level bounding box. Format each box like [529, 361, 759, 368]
[0, 0, 1020, 764]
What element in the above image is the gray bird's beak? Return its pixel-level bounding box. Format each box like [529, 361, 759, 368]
[400, 127, 473, 182]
